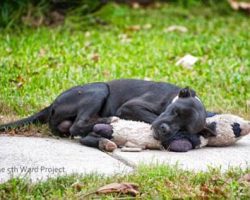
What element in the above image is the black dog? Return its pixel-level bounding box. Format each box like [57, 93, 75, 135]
[0, 79, 215, 145]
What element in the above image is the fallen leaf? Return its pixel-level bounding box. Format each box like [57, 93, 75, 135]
[175, 54, 199, 69]
[39, 48, 46, 57]
[143, 23, 152, 30]
[164, 25, 188, 33]
[16, 75, 24, 82]
[9, 130, 16, 136]
[119, 34, 131, 44]
[239, 65, 246, 73]
[85, 31, 91, 37]
[213, 186, 226, 196]
[118, 34, 128, 40]
[154, 2, 162, 8]
[228, 0, 250, 13]
[15, 75, 25, 88]
[246, 100, 250, 107]
[91, 53, 99, 62]
[239, 173, 250, 182]
[164, 179, 176, 188]
[103, 70, 110, 78]
[16, 82, 24, 88]
[71, 181, 84, 191]
[84, 41, 92, 49]
[126, 25, 141, 31]
[22, 15, 44, 27]
[47, 11, 65, 26]
[97, 182, 139, 196]
[200, 184, 213, 194]
[6, 48, 12, 53]
[132, 2, 140, 9]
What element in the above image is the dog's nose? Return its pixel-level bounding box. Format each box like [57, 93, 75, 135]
[160, 123, 170, 135]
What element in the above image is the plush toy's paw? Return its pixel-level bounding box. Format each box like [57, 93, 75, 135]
[168, 139, 193, 152]
[99, 139, 117, 152]
[110, 116, 120, 123]
[93, 124, 113, 139]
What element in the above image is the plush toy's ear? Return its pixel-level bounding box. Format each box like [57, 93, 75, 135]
[199, 122, 217, 138]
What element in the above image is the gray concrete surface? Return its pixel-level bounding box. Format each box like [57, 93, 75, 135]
[114, 135, 250, 171]
[0, 136, 132, 183]
[1, 135, 249, 183]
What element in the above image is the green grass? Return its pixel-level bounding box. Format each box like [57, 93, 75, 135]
[0, 3, 249, 118]
[0, 164, 249, 199]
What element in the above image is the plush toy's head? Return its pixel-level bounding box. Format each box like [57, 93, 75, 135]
[204, 114, 250, 146]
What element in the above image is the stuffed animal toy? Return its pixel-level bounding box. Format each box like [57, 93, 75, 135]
[89, 114, 250, 152]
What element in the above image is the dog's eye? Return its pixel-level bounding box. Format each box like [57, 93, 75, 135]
[177, 108, 191, 118]
[51, 109, 55, 116]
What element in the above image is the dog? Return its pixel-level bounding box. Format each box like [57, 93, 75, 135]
[0, 79, 215, 146]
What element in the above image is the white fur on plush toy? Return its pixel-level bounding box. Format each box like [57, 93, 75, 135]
[109, 114, 250, 150]
[110, 117, 161, 149]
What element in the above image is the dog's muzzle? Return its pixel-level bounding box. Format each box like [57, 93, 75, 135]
[152, 122, 171, 140]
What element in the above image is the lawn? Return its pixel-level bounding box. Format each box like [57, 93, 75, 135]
[1, 165, 250, 199]
[0, 2, 249, 118]
[0, 2, 249, 199]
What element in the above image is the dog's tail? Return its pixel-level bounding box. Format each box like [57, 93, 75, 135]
[0, 106, 51, 132]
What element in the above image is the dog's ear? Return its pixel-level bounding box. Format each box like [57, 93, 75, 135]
[199, 122, 217, 138]
[178, 87, 191, 98]
[178, 87, 197, 98]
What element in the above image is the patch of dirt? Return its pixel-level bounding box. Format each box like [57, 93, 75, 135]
[0, 101, 17, 116]
[0, 115, 52, 137]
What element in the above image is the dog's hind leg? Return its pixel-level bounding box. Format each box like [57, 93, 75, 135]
[69, 84, 110, 137]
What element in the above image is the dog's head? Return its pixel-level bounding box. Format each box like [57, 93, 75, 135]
[152, 87, 214, 141]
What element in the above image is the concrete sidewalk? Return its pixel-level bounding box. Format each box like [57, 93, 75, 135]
[0, 136, 132, 183]
[0, 135, 249, 183]
[114, 135, 250, 171]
